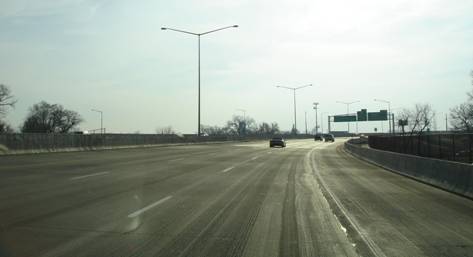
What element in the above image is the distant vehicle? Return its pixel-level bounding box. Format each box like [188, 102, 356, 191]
[269, 136, 286, 148]
[314, 134, 323, 141]
[323, 134, 335, 142]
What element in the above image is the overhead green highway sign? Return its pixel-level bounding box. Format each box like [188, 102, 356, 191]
[368, 110, 388, 121]
[333, 115, 357, 122]
[332, 109, 388, 123]
[357, 109, 367, 121]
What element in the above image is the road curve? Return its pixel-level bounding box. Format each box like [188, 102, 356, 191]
[0, 139, 471, 257]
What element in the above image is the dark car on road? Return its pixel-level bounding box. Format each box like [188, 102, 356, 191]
[314, 134, 323, 141]
[269, 136, 286, 148]
[323, 134, 335, 142]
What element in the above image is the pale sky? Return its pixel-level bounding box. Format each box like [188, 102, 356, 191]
[1, 0, 472, 133]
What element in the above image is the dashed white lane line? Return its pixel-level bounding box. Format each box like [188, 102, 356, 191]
[221, 166, 235, 173]
[128, 195, 173, 218]
[169, 157, 184, 162]
[251, 156, 258, 160]
[70, 172, 109, 180]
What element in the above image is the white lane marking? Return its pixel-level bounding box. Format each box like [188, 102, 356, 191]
[267, 151, 272, 154]
[221, 166, 235, 173]
[128, 195, 173, 218]
[70, 172, 109, 180]
[169, 157, 184, 162]
[251, 156, 258, 160]
[306, 148, 388, 257]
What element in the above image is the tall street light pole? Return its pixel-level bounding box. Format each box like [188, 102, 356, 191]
[313, 102, 319, 134]
[320, 112, 328, 134]
[304, 111, 308, 134]
[91, 109, 103, 134]
[161, 25, 238, 136]
[276, 84, 313, 134]
[374, 99, 391, 133]
[336, 100, 359, 134]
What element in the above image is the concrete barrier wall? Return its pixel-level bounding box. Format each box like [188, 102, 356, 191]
[345, 140, 473, 199]
[0, 133, 313, 155]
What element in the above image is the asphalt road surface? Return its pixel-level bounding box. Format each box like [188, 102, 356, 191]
[0, 139, 472, 257]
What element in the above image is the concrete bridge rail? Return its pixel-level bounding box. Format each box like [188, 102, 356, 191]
[345, 139, 473, 199]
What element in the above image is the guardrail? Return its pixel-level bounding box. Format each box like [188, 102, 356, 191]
[345, 139, 473, 199]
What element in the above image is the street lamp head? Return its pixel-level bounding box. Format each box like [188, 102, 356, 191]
[233, 25, 239, 28]
[161, 27, 167, 30]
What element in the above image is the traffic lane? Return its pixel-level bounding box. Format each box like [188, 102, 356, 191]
[1, 141, 310, 257]
[0, 144, 225, 198]
[0, 142, 272, 204]
[313, 142, 473, 257]
[0, 143, 239, 181]
[29, 140, 348, 257]
[0, 142, 280, 230]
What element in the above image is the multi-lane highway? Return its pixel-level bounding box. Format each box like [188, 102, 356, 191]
[0, 139, 472, 257]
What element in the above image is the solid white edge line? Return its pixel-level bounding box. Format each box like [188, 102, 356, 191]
[70, 171, 109, 180]
[307, 147, 388, 257]
[128, 195, 173, 218]
[221, 166, 235, 173]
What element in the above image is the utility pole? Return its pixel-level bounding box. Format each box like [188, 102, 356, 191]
[328, 116, 331, 133]
[445, 114, 448, 132]
[320, 112, 328, 134]
[313, 102, 319, 134]
[391, 113, 396, 134]
[304, 111, 308, 134]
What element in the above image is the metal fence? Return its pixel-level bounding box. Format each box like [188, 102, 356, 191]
[368, 133, 473, 164]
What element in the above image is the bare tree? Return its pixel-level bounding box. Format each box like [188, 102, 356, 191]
[397, 109, 410, 134]
[450, 103, 473, 132]
[225, 115, 256, 136]
[21, 101, 83, 133]
[270, 122, 280, 135]
[399, 104, 435, 136]
[258, 122, 271, 135]
[0, 120, 14, 133]
[0, 84, 16, 116]
[201, 125, 226, 136]
[257, 122, 280, 136]
[156, 126, 175, 135]
[450, 70, 473, 131]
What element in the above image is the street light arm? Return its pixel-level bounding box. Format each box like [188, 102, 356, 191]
[161, 27, 199, 36]
[276, 85, 295, 90]
[200, 25, 238, 35]
[295, 84, 312, 90]
[337, 100, 359, 105]
[374, 98, 390, 104]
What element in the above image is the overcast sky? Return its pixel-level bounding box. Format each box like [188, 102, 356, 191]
[1, 0, 472, 133]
